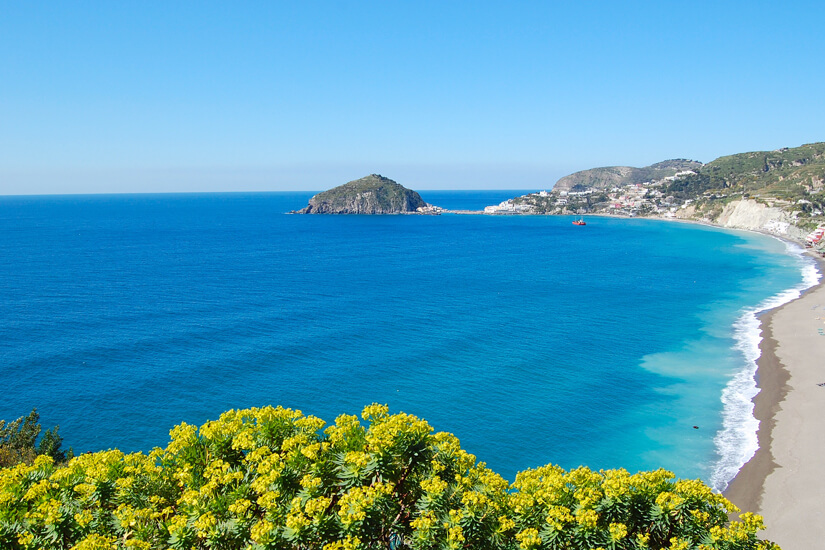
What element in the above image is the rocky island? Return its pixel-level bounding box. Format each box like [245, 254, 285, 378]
[295, 174, 437, 214]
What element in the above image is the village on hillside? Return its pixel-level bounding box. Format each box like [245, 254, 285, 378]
[484, 169, 727, 217]
[480, 172, 825, 255]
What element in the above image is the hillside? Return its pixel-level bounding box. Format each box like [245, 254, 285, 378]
[488, 142, 825, 246]
[553, 159, 703, 193]
[667, 142, 825, 201]
[296, 174, 430, 214]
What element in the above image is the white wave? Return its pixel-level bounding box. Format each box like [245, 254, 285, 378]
[710, 241, 821, 492]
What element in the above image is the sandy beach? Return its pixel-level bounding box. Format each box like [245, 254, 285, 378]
[725, 254, 825, 549]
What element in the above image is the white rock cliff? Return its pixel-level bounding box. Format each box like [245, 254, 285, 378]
[716, 200, 807, 240]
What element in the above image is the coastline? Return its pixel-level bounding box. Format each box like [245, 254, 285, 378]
[439, 199, 825, 542]
[586, 211, 825, 546]
[724, 253, 825, 548]
[723, 304, 788, 509]
[462, 210, 825, 508]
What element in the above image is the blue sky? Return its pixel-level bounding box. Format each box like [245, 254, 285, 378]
[1, 1, 823, 194]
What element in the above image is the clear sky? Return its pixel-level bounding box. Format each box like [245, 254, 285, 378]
[2, 1, 823, 194]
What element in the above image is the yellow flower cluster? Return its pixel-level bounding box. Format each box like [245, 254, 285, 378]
[0, 403, 779, 550]
[516, 527, 542, 549]
[365, 412, 432, 454]
[420, 475, 448, 495]
[337, 481, 394, 528]
[344, 450, 370, 469]
[656, 491, 686, 511]
[324, 414, 363, 446]
[410, 510, 437, 533]
[322, 534, 361, 550]
[609, 521, 628, 541]
[545, 504, 574, 531]
[575, 508, 600, 529]
[250, 518, 275, 544]
[447, 524, 465, 548]
[71, 533, 118, 549]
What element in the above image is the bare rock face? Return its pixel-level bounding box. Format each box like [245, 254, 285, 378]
[296, 174, 428, 214]
[717, 199, 807, 240]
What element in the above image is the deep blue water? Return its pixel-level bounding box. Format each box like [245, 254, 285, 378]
[0, 191, 813, 487]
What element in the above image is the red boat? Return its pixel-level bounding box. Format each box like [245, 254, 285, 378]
[572, 218, 586, 226]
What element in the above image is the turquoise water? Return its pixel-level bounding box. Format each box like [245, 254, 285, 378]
[0, 192, 815, 489]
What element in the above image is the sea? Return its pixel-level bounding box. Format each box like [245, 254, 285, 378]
[0, 191, 818, 491]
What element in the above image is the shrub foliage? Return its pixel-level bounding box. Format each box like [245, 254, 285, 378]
[0, 405, 777, 549]
[0, 409, 70, 468]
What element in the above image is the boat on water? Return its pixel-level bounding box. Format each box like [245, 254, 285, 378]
[572, 218, 586, 226]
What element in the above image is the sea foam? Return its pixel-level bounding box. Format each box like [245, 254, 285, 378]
[710, 241, 821, 492]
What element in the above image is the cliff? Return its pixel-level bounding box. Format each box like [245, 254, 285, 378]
[296, 174, 429, 214]
[677, 199, 809, 241]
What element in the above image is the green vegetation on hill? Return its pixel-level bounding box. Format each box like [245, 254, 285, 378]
[702, 142, 825, 191]
[553, 160, 703, 193]
[297, 175, 429, 214]
[509, 142, 825, 233]
[553, 143, 825, 201]
[668, 143, 825, 202]
[0, 405, 777, 549]
[658, 143, 825, 229]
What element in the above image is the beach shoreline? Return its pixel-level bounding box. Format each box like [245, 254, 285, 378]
[474, 210, 825, 516]
[722, 305, 789, 510]
[724, 252, 825, 548]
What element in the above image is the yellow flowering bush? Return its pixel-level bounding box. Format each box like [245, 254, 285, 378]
[0, 405, 778, 549]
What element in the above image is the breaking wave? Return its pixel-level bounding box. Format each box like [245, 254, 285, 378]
[710, 240, 820, 492]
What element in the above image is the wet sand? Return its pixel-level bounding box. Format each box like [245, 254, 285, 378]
[725, 255, 825, 549]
